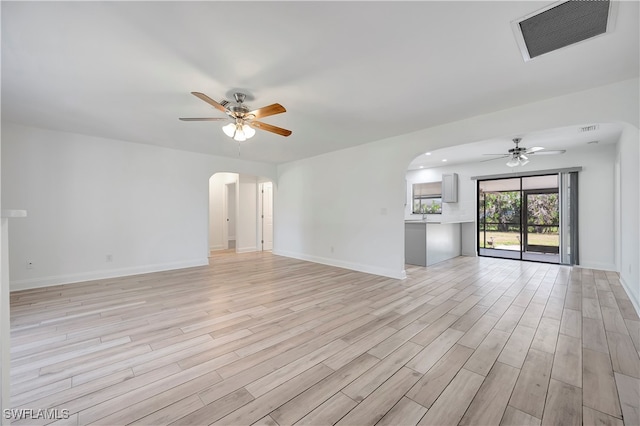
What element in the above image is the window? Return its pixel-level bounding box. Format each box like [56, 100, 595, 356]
[412, 182, 442, 214]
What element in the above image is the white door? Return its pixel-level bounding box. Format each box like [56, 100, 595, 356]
[261, 182, 273, 250]
[225, 182, 236, 249]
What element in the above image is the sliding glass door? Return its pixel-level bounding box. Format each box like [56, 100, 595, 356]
[478, 174, 563, 264]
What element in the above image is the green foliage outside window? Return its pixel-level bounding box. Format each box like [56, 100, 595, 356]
[480, 191, 558, 233]
[412, 182, 442, 215]
[414, 198, 442, 214]
[527, 193, 559, 231]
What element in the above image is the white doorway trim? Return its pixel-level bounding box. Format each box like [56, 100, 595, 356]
[259, 182, 274, 251]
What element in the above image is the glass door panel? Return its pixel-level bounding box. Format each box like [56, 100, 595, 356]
[559, 171, 578, 265]
[478, 179, 522, 260]
[523, 191, 560, 263]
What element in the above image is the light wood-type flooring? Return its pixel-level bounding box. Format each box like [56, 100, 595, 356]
[9, 251, 640, 425]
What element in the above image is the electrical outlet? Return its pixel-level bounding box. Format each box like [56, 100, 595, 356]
[106, 254, 113, 262]
[26, 260, 34, 269]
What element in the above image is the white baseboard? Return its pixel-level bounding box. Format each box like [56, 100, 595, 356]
[209, 245, 225, 251]
[236, 247, 258, 254]
[10, 258, 210, 292]
[577, 261, 617, 272]
[272, 249, 406, 280]
[620, 275, 640, 317]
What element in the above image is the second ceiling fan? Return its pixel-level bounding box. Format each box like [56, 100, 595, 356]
[180, 92, 292, 141]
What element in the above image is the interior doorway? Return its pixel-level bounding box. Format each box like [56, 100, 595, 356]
[208, 173, 274, 255]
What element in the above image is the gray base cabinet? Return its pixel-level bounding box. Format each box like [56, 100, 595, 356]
[405, 222, 462, 267]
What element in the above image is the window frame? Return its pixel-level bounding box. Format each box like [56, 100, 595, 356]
[412, 182, 443, 215]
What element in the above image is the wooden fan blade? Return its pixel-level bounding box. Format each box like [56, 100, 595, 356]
[248, 103, 286, 119]
[179, 117, 228, 121]
[250, 121, 292, 137]
[191, 92, 228, 113]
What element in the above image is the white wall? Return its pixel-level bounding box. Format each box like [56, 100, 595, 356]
[616, 124, 640, 313]
[1, 123, 276, 290]
[406, 143, 619, 270]
[275, 148, 407, 279]
[274, 78, 639, 281]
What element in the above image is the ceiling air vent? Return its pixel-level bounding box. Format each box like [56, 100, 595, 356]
[512, 0, 617, 62]
[578, 124, 599, 132]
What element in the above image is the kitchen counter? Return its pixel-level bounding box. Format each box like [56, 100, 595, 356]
[405, 221, 462, 267]
[405, 219, 473, 224]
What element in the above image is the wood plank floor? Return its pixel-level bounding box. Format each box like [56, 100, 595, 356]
[9, 251, 640, 425]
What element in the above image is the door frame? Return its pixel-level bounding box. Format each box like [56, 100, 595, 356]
[258, 182, 274, 251]
[522, 188, 560, 255]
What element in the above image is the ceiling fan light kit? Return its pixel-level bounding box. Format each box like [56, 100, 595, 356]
[507, 153, 529, 167]
[506, 138, 532, 167]
[179, 91, 291, 143]
[222, 120, 256, 142]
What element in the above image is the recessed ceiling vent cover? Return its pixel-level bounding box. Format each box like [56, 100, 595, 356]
[578, 124, 599, 132]
[512, 0, 616, 61]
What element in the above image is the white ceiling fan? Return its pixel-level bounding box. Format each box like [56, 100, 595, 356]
[483, 138, 566, 167]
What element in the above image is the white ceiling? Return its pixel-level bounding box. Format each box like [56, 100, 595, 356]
[407, 122, 624, 169]
[2, 1, 638, 164]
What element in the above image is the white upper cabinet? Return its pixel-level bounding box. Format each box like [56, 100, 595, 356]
[442, 173, 458, 203]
